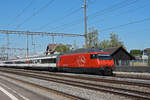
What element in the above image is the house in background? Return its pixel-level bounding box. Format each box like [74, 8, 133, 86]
[46, 43, 70, 55]
[142, 48, 150, 60]
[143, 48, 150, 55]
[46, 44, 64, 55]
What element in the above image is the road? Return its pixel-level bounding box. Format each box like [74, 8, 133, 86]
[0, 78, 49, 100]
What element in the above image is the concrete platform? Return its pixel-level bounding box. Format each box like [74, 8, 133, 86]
[114, 66, 150, 73]
[0, 78, 49, 100]
[114, 71, 150, 80]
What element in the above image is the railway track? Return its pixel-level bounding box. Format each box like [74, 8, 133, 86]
[4, 68, 150, 88]
[0, 70, 85, 100]
[0, 68, 150, 100]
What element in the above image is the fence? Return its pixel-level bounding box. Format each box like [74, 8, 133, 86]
[114, 60, 150, 67]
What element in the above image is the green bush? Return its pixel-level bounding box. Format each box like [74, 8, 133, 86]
[148, 55, 150, 66]
[55, 45, 70, 53]
[130, 50, 142, 57]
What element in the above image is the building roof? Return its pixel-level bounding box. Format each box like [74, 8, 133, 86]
[144, 48, 150, 54]
[144, 48, 150, 51]
[143, 48, 150, 56]
[103, 47, 120, 54]
[104, 46, 135, 60]
[46, 44, 135, 60]
[46, 44, 63, 50]
[62, 47, 104, 55]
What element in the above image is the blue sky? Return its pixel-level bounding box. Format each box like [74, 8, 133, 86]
[0, 0, 150, 54]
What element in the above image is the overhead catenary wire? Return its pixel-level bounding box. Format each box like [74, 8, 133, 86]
[87, 0, 139, 19]
[88, 0, 150, 28]
[44, 0, 98, 32]
[49, 0, 139, 32]
[55, 0, 150, 33]
[48, 17, 83, 32]
[16, 0, 55, 28]
[7, 0, 35, 27]
[100, 17, 150, 32]
[37, 7, 82, 30]
[88, 0, 97, 5]
[38, 0, 97, 31]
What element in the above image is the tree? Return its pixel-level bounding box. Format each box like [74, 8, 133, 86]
[99, 40, 111, 49]
[73, 40, 78, 50]
[86, 27, 99, 48]
[130, 49, 142, 57]
[110, 33, 124, 47]
[99, 33, 125, 49]
[148, 55, 150, 65]
[55, 45, 70, 53]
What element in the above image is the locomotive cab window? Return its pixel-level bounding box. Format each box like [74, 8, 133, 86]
[90, 54, 97, 59]
[98, 54, 112, 60]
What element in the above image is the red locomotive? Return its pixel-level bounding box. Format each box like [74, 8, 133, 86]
[57, 48, 114, 75]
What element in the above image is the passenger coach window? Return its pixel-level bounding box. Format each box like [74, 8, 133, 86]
[41, 58, 56, 63]
[90, 54, 97, 59]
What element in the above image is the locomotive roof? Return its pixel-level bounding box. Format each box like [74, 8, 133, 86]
[61, 48, 105, 55]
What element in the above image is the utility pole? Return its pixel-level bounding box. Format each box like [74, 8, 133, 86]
[31, 35, 36, 54]
[26, 32, 29, 57]
[52, 33, 55, 44]
[6, 32, 9, 59]
[82, 0, 88, 48]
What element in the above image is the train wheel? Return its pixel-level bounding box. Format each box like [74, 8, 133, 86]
[49, 67, 57, 72]
[103, 68, 113, 76]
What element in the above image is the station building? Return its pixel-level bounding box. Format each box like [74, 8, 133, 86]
[104, 46, 135, 66]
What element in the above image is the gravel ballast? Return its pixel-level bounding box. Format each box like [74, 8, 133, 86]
[0, 71, 132, 100]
